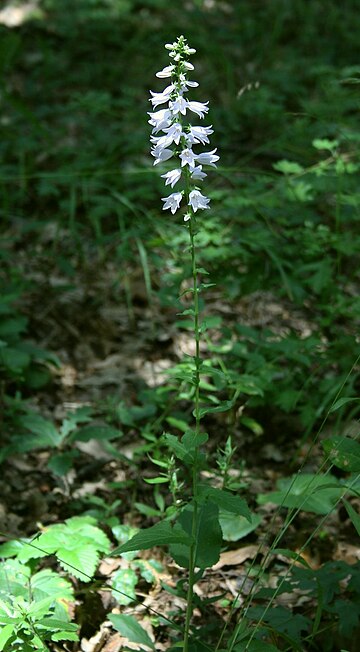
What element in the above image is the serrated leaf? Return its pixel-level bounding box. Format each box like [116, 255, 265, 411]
[162, 433, 188, 460]
[57, 546, 99, 582]
[37, 618, 78, 631]
[181, 430, 208, 449]
[111, 520, 191, 556]
[323, 437, 360, 472]
[109, 613, 154, 650]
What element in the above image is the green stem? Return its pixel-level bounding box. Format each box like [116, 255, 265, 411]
[183, 183, 201, 652]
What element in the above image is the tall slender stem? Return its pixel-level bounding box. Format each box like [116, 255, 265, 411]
[183, 184, 202, 652]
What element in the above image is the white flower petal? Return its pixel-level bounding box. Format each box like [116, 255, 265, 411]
[161, 191, 183, 214]
[195, 148, 219, 167]
[161, 168, 182, 188]
[156, 65, 175, 78]
[187, 101, 209, 118]
[188, 189, 210, 212]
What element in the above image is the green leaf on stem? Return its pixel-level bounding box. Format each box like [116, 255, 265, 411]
[170, 501, 222, 569]
[111, 520, 191, 556]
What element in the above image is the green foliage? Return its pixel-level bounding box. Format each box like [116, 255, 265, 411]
[257, 473, 344, 514]
[0, 559, 77, 650]
[0, 292, 60, 391]
[0, 517, 111, 582]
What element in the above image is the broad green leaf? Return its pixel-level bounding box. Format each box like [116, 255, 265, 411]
[71, 424, 123, 442]
[343, 499, 360, 536]
[0, 558, 31, 599]
[47, 451, 79, 476]
[181, 430, 208, 449]
[57, 546, 99, 582]
[163, 433, 188, 461]
[0, 347, 30, 373]
[199, 486, 251, 521]
[257, 473, 342, 514]
[31, 569, 74, 602]
[111, 520, 191, 556]
[19, 414, 61, 448]
[323, 437, 360, 472]
[0, 623, 14, 650]
[170, 501, 222, 569]
[220, 511, 262, 541]
[109, 613, 154, 650]
[37, 618, 78, 631]
[0, 539, 29, 559]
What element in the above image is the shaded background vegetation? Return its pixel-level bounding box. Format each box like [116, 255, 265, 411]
[1, 1, 360, 650]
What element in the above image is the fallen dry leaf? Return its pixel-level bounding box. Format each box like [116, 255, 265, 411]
[212, 545, 261, 570]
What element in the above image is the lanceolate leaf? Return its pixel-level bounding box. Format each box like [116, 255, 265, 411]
[109, 613, 155, 650]
[343, 499, 360, 537]
[111, 520, 191, 556]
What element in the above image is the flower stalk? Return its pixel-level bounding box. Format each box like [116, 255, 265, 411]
[149, 36, 219, 651]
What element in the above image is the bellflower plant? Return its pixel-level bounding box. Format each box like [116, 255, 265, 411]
[150, 36, 226, 652]
[114, 37, 250, 652]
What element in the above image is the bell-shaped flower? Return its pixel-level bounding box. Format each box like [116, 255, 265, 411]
[169, 95, 187, 115]
[186, 125, 213, 145]
[189, 189, 210, 212]
[161, 168, 182, 188]
[148, 108, 172, 132]
[162, 191, 183, 214]
[156, 65, 175, 78]
[195, 148, 219, 167]
[187, 101, 209, 118]
[163, 122, 184, 145]
[180, 148, 196, 168]
[150, 85, 175, 108]
[191, 165, 207, 181]
[151, 147, 174, 166]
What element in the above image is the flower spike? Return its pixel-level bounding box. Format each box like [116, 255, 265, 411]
[149, 35, 218, 219]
